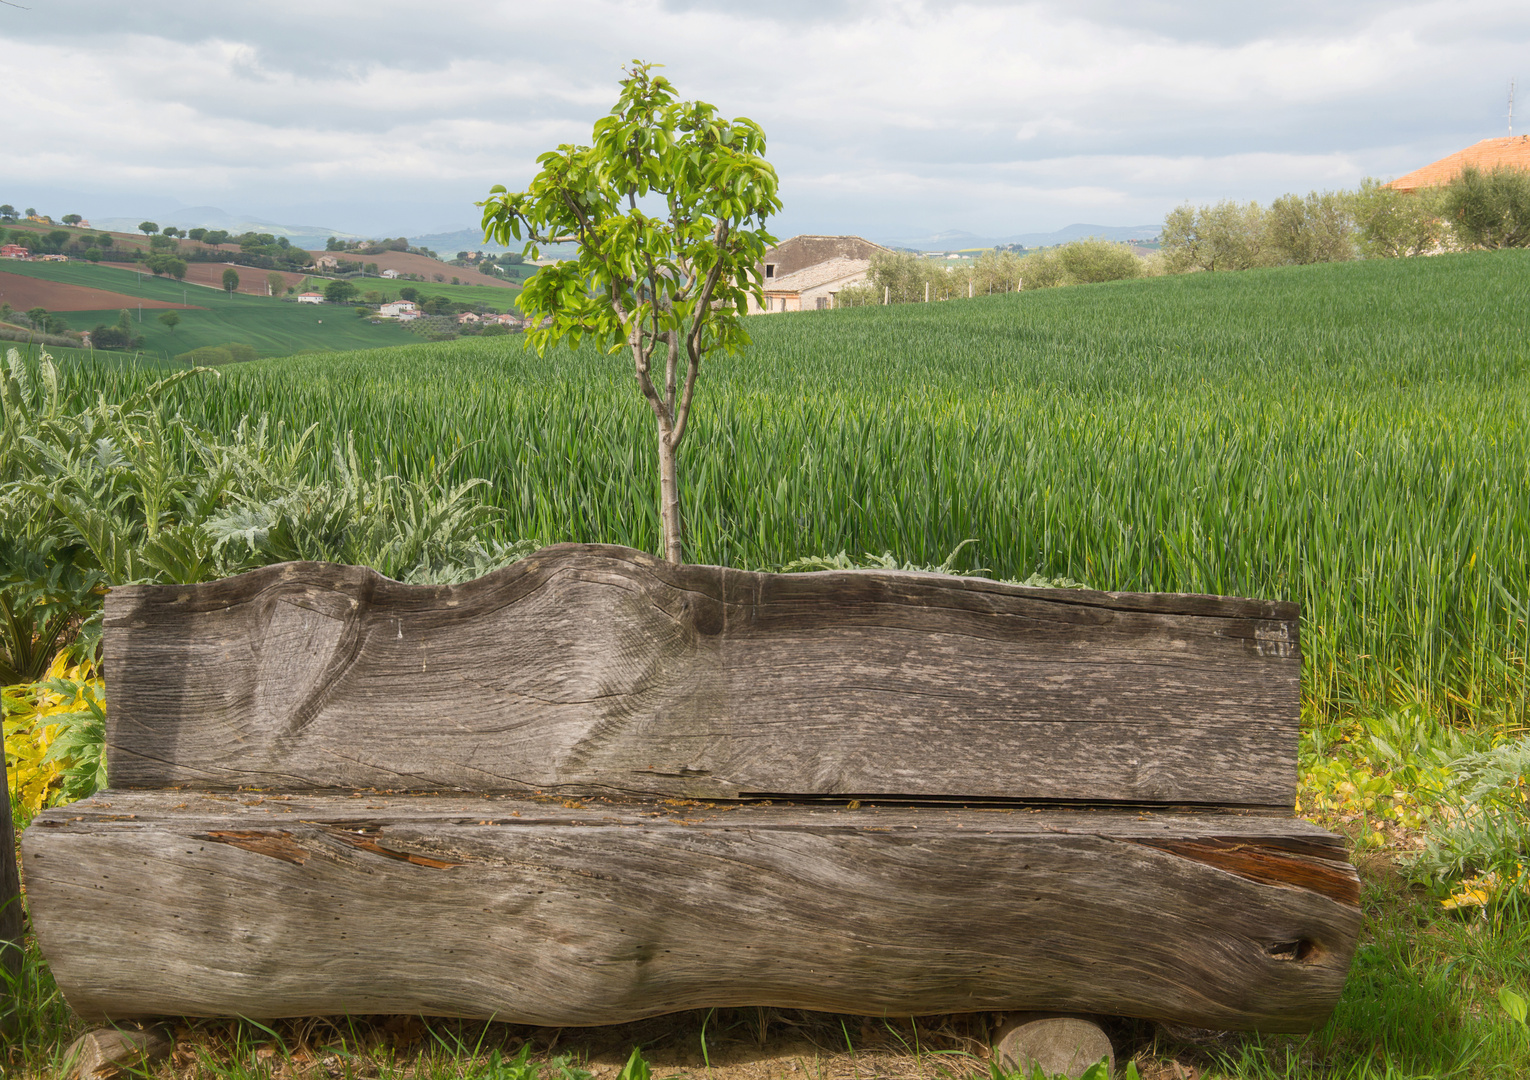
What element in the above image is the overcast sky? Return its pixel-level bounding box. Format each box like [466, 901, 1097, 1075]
[3, 1, 1527, 241]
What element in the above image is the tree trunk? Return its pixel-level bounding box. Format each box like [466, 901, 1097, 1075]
[1, 748, 22, 1010]
[25, 793, 1360, 1031]
[658, 428, 682, 563]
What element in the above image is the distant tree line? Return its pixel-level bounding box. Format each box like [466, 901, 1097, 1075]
[1162, 165, 1530, 272]
[841, 165, 1530, 307]
[838, 238, 1150, 306]
[325, 235, 440, 259]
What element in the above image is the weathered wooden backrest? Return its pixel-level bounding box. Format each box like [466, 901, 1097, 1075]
[104, 543, 1301, 810]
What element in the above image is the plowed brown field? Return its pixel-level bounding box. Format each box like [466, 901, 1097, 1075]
[311, 249, 517, 287]
[102, 262, 307, 297]
[0, 270, 199, 312]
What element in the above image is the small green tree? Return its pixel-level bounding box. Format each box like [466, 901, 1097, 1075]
[1162, 201, 1272, 273]
[84, 247, 103, 263]
[1056, 238, 1143, 283]
[62, 214, 82, 226]
[221, 268, 240, 296]
[1350, 179, 1445, 258]
[481, 62, 779, 563]
[324, 279, 358, 304]
[267, 272, 286, 297]
[0, 205, 15, 221]
[1264, 190, 1356, 265]
[157, 311, 181, 332]
[138, 221, 159, 236]
[1442, 165, 1530, 249]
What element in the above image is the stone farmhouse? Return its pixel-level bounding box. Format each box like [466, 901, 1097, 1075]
[749, 234, 890, 314]
[1387, 135, 1530, 191]
[379, 300, 418, 317]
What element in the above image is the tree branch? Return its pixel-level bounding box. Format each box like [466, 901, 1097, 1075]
[670, 218, 731, 449]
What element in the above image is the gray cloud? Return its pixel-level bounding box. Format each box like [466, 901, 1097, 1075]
[3, 1, 1527, 239]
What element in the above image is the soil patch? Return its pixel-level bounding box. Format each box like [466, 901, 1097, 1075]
[143, 1010, 1148, 1080]
[101, 263, 307, 298]
[309, 249, 519, 288]
[0, 270, 199, 312]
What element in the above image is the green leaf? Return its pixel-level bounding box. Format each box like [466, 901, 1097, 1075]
[1502, 986, 1529, 1027]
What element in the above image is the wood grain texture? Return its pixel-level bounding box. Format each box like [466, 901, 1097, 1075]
[23, 792, 1358, 1033]
[102, 544, 1302, 808]
[62, 1026, 174, 1080]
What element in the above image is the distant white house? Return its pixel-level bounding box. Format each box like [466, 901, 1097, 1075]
[379, 300, 418, 317]
[397, 310, 423, 322]
[297, 292, 325, 304]
[381, 268, 400, 279]
[756, 257, 872, 314]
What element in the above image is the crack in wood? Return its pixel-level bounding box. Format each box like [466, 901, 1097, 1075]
[1128, 837, 1361, 907]
[199, 830, 309, 865]
[317, 826, 463, 869]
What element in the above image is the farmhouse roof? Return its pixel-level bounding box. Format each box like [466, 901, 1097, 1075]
[1387, 135, 1530, 192]
[762, 235, 890, 278]
[764, 257, 871, 294]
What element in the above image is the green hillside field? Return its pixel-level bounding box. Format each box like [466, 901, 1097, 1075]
[1, 259, 421, 358]
[12, 248, 1530, 1079]
[296, 275, 526, 311]
[38, 247, 1530, 729]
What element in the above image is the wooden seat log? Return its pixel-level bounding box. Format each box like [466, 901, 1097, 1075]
[21, 543, 1360, 1032]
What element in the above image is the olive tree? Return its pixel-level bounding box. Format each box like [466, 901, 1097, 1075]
[1442, 165, 1530, 249]
[480, 61, 780, 563]
[1350, 178, 1445, 258]
[1264, 191, 1355, 265]
[1161, 201, 1272, 272]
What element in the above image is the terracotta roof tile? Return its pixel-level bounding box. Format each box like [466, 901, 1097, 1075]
[1388, 136, 1530, 191]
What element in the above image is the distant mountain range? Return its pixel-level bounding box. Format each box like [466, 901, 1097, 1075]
[93, 207, 368, 249]
[407, 228, 511, 253]
[403, 228, 580, 260]
[85, 210, 1157, 256]
[875, 224, 1161, 251]
[410, 223, 1162, 255]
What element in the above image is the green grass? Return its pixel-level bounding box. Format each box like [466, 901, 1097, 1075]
[36, 247, 1530, 727]
[297, 275, 525, 311]
[7, 249, 1530, 1077]
[1, 260, 421, 358]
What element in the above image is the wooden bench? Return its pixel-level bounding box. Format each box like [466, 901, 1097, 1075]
[22, 543, 1360, 1033]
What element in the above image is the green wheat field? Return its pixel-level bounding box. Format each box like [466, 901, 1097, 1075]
[48, 248, 1529, 728]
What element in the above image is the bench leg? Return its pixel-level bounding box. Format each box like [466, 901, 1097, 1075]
[994, 1013, 1115, 1079]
